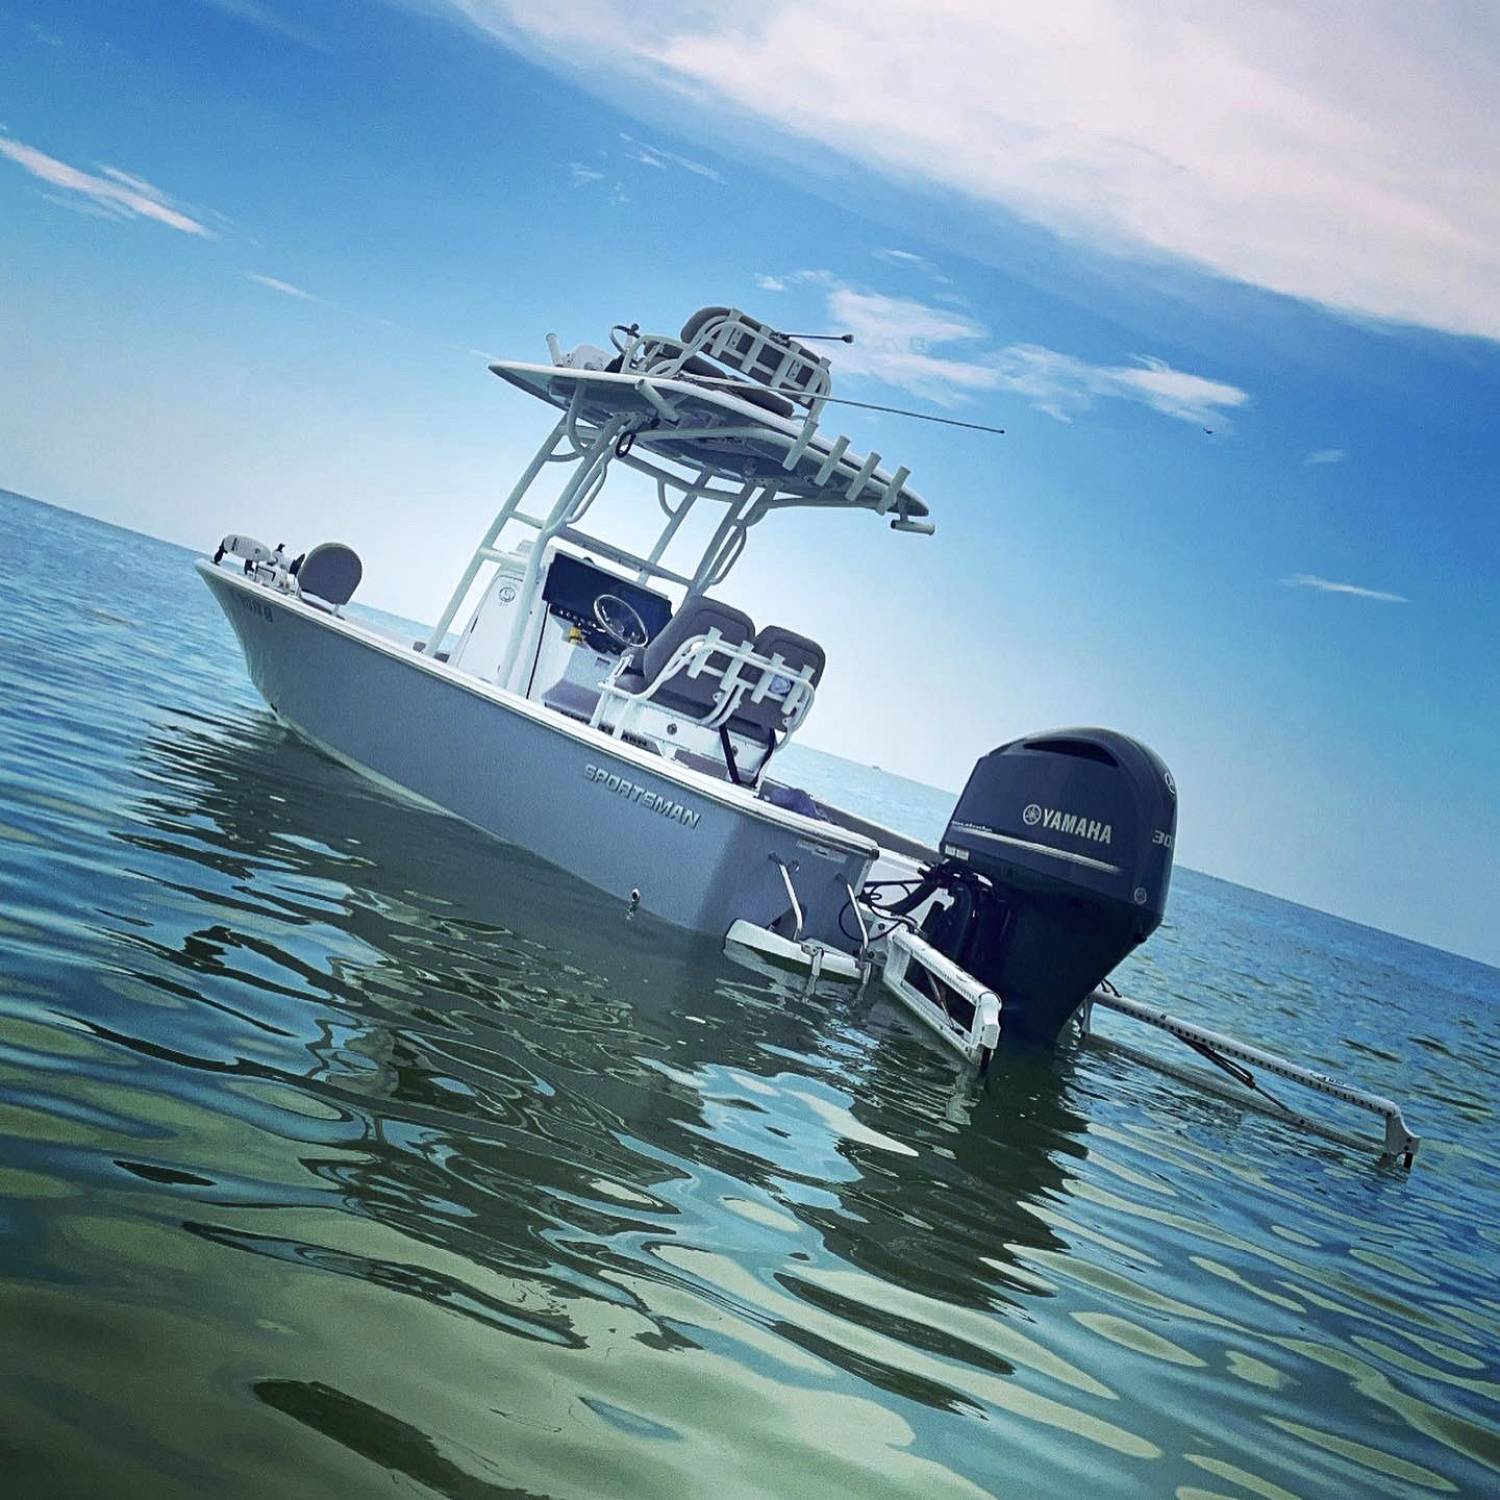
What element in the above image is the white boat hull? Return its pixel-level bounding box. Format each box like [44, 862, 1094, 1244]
[198, 561, 876, 942]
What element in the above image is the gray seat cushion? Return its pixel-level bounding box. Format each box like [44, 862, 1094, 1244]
[647, 337, 794, 417]
[296, 543, 362, 606]
[727, 624, 826, 736]
[677, 306, 821, 408]
[636, 597, 755, 720]
[679, 306, 732, 345]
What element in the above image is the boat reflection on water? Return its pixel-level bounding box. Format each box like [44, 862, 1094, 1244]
[123, 706, 1096, 1252]
[14, 708, 1141, 1496]
[7, 490, 1485, 1500]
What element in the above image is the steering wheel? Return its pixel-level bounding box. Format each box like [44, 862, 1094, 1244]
[592, 593, 649, 650]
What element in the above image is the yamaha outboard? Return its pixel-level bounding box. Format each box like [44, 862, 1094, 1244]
[893, 729, 1177, 1044]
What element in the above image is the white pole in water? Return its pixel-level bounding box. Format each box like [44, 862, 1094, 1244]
[1082, 988, 1421, 1165]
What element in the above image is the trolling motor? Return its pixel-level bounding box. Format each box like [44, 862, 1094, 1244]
[877, 728, 1177, 1045]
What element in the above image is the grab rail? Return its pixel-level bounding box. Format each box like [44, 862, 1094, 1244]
[592, 632, 819, 740]
[771, 856, 804, 942]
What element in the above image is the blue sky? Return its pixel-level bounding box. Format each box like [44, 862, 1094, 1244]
[3, 0, 1497, 966]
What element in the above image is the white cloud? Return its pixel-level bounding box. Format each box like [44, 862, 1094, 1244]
[818, 286, 1000, 403]
[246, 272, 317, 300]
[194, 0, 323, 48]
[569, 135, 719, 194]
[873, 248, 949, 283]
[39, 193, 122, 223]
[775, 274, 1247, 424]
[99, 166, 166, 197]
[567, 159, 631, 203]
[428, 1, 1500, 340]
[988, 344, 1248, 425]
[1282, 573, 1407, 604]
[1305, 448, 1346, 465]
[0, 138, 213, 236]
[754, 273, 787, 292]
[618, 132, 722, 182]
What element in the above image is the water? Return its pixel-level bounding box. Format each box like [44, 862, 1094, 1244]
[2, 487, 1497, 1499]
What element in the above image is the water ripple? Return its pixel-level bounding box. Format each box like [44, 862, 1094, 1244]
[2, 490, 1498, 1498]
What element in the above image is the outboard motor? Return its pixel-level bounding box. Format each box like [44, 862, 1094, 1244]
[908, 728, 1176, 1044]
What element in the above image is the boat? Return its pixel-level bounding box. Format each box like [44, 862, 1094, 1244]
[199, 304, 1420, 1165]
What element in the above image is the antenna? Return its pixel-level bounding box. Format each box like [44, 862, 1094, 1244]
[679, 373, 1005, 436]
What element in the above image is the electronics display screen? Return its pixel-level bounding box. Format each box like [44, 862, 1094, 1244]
[541, 552, 673, 653]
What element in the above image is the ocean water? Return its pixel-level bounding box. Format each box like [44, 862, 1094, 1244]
[1, 486, 1497, 1499]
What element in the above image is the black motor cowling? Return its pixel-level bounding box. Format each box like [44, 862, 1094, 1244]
[920, 728, 1176, 1044]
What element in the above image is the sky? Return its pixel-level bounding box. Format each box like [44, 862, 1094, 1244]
[2, 0, 1497, 966]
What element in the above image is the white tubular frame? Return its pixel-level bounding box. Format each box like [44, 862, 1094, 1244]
[424, 320, 933, 690]
[1080, 988, 1421, 1165]
[628, 307, 833, 419]
[882, 928, 1002, 1066]
[591, 631, 819, 747]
